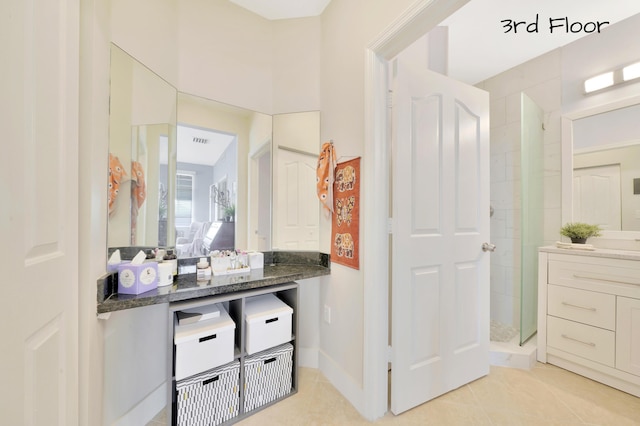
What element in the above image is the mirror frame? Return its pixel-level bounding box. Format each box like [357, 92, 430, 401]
[561, 93, 640, 250]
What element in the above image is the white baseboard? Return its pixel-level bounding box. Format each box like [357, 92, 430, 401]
[113, 382, 167, 426]
[298, 346, 319, 368]
[318, 350, 365, 416]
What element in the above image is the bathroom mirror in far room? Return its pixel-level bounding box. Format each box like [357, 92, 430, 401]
[564, 100, 640, 250]
[175, 93, 273, 258]
[107, 44, 177, 252]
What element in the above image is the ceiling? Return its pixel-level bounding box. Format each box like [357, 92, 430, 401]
[229, 0, 331, 20]
[177, 125, 235, 167]
[182, 1, 640, 163]
[441, 0, 640, 84]
[228, 0, 640, 84]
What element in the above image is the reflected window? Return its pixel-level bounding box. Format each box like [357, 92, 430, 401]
[214, 179, 228, 222]
[176, 172, 195, 228]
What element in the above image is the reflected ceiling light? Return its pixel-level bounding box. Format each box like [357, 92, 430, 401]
[623, 61, 640, 81]
[584, 72, 614, 93]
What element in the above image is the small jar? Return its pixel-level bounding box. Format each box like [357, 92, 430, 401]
[163, 249, 178, 276]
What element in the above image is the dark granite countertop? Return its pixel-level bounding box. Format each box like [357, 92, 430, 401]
[97, 251, 330, 314]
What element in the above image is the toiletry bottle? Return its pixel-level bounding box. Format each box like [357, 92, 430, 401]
[163, 249, 178, 276]
[196, 257, 211, 281]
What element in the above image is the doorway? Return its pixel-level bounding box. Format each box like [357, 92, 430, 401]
[362, 1, 474, 420]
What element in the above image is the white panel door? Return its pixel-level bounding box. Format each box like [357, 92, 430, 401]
[391, 61, 490, 414]
[273, 148, 319, 250]
[1, 0, 79, 424]
[573, 164, 621, 230]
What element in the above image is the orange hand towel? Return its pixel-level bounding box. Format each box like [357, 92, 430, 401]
[316, 141, 337, 214]
[131, 160, 146, 208]
[108, 153, 127, 215]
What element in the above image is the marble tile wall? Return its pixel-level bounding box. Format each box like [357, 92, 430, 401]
[477, 49, 562, 329]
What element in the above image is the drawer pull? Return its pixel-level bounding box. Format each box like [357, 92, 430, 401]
[561, 301, 596, 312]
[561, 334, 596, 347]
[573, 273, 638, 286]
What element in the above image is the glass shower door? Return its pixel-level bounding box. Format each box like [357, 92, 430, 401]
[520, 93, 544, 345]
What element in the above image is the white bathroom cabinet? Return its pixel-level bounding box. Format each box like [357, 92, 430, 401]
[166, 282, 299, 425]
[538, 248, 640, 397]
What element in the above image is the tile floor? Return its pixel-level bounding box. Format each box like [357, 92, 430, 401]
[149, 363, 640, 425]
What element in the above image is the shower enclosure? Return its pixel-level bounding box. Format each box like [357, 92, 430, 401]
[490, 92, 544, 347]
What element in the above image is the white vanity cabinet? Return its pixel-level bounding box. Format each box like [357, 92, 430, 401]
[538, 248, 640, 397]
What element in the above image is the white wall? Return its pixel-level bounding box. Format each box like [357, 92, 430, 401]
[317, 0, 417, 406]
[111, 0, 178, 86]
[562, 13, 640, 116]
[177, 0, 273, 114]
[272, 17, 322, 114]
[79, 0, 112, 423]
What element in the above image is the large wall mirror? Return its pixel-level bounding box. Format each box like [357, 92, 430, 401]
[107, 44, 321, 263]
[563, 98, 640, 250]
[107, 44, 177, 250]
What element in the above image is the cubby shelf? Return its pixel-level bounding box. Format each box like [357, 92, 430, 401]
[166, 282, 299, 425]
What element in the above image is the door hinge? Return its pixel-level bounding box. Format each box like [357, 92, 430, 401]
[387, 90, 393, 109]
[387, 345, 393, 363]
[387, 218, 393, 234]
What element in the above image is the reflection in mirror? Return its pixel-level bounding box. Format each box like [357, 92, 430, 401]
[572, 103, 640, 232]
[272, 111, 321, 250]
[107, 44, 177, 253]
[176, 93, 273, 257]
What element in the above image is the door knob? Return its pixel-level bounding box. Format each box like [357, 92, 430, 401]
[482, 242, 496, 252]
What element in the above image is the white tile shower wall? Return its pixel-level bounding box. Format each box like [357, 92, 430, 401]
[479, 49, 562, 330]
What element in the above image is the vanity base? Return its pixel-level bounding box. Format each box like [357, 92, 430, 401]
[537, 248, 640, 399]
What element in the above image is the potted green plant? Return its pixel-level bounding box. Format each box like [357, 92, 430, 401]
[224, 204, 236, 222]
[560, 222, 602, 244]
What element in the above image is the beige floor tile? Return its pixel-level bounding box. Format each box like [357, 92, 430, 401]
[150, 363, 640, 425]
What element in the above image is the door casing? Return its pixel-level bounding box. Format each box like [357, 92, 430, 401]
[361, 0, 471, 420]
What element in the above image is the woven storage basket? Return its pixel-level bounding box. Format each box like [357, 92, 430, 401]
[175, 360, 240, 426]
[243, 343, 293, 412]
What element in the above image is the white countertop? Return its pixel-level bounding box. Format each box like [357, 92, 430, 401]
[539, 245, 640, 261]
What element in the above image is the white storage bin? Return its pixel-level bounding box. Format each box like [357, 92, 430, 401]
[243, 343, 293, 412]
[174, 304, 236, 380]
[244, 294, 293, 355]
[175, 360, 240, 426]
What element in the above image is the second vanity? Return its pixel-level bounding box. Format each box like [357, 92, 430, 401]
[537, 246, 640, 397]
[98, 251, 330, 425]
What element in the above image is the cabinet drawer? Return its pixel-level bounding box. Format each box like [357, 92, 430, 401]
[548, 285, 615, 330]
[547, 316, 615, 367]
[548, 259, 640, 294]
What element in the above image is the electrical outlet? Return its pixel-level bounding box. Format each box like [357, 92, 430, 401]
[323, 305, 331, 324]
